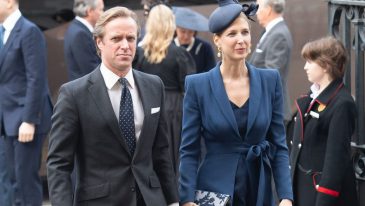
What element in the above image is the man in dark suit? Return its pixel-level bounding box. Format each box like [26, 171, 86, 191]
[0, 0, 53, 205]
[47, 6, 179, 206]
[64, 0, 103, 81]
[250, 0, 293, 123]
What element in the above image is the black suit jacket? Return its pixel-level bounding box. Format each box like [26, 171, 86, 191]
[47, 67, 178, 206]
[290, 79, 358, 206]
[64, 19, 100, 81]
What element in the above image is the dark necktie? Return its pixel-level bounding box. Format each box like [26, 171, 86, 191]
[0, 26, 4, 49]
[119, 78, 136, 155]
[260, 29, 266, 38]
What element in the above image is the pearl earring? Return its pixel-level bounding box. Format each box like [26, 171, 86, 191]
[217, 47, 222, 58]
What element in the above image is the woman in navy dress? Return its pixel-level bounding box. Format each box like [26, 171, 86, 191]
[179, 1, 293, 206]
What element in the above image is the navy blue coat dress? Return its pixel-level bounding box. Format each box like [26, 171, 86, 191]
[179, 62, 293, 205]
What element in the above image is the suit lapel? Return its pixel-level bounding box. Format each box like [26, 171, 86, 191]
[132, 70, 152, 156]
[209, 65, 241, 138]
[87, 68, 131, 154]
[246, 64, 262, 135]
[259, 21, 284, 47]
[0, 17, 23, 71]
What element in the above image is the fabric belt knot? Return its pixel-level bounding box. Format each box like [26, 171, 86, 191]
[119, 77, 136, 155]
[246, 140, 277, 206]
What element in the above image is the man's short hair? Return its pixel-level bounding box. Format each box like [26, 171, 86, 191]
[73, 0, 98, 17]
[263, 0, 285, 14]
[93, 6, 140, 56]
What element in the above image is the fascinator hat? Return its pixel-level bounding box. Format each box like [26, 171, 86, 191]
[208, 0, 259, 33]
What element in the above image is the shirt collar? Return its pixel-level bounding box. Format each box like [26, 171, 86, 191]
[264, 16, 284, 33]
[3, 9, 21, 32]
[100, 63, 135, 90]
[314, 79, 344, 105]
[310, 83, 321, 100]
[174, 37, 195, 52]
[75, 16, 94, 32]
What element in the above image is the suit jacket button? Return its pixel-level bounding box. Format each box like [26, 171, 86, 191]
[298, 143, 302, 148]
[290, 140, 293, 145]
[131, 187, 135, 192]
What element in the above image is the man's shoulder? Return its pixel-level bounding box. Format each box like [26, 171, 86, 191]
[61, 69, 96, 90]
[66, 20, 91, 36]
[133, 69, 162, 84]
[17, 17, 42, 34]
[269, 21, 292, 39]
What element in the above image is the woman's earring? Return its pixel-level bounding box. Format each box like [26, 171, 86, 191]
[217, 47, 222, 58]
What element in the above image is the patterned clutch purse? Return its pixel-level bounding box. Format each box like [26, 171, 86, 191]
[194, 190, 230, 206]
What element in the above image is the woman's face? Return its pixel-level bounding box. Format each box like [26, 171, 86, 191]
[304, 60, 329, 84]
[176, 27, 195, 45]
[214, 16, 251, 61]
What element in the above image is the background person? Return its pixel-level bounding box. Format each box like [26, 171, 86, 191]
[0, 0, 53, 205]
[64, 0, 103, 81]
[179, 1, 293, 206]
[249, 0, 293, 124]
[173, 6, 216, 73]
[133, 3, 196, 176]
[290, 36, 359, 206]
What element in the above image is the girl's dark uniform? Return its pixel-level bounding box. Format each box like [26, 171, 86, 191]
[290, 79, 359, 206]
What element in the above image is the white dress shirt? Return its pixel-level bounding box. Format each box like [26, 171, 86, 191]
[75, 16, 94, 32]
[100, 64, 144, 141]
[2, 9, 21, 44]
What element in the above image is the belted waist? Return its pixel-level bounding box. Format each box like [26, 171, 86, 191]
[205, 140, 277, 206]
[205, 140, 276, 159]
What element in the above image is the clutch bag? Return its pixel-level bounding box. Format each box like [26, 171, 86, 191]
[194, 190, 230, 206]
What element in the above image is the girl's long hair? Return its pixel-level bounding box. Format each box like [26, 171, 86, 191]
[142, 4, 176, 64]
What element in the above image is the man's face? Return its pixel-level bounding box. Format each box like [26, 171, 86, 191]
[0, 0, 11, 23]
[256, 0, 270, 27]
[96, 17, 138, 75]
[176, 27, 195, 45]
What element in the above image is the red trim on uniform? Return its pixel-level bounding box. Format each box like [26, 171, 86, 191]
[316, 186, 340, 197]
[315, 82, 344, 106]
[295, 100, 304, 142]
[305, 100, 316, 114]
[312, 173, 340, 197]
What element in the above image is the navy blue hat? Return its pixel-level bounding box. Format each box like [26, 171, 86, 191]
[208, 0, 259, 34]
[173, 7, 209, 32]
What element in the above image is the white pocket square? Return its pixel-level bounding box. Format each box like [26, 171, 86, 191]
[255, 48, 263, 53]
[151, 107, 160, 114]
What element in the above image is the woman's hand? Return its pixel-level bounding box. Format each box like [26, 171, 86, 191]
[182, 202, 198, 206]
[279, 199, 293, 206]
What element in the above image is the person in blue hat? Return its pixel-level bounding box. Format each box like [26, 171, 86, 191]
[173, 7, 216, 73]
[179, 0, 293, 206]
